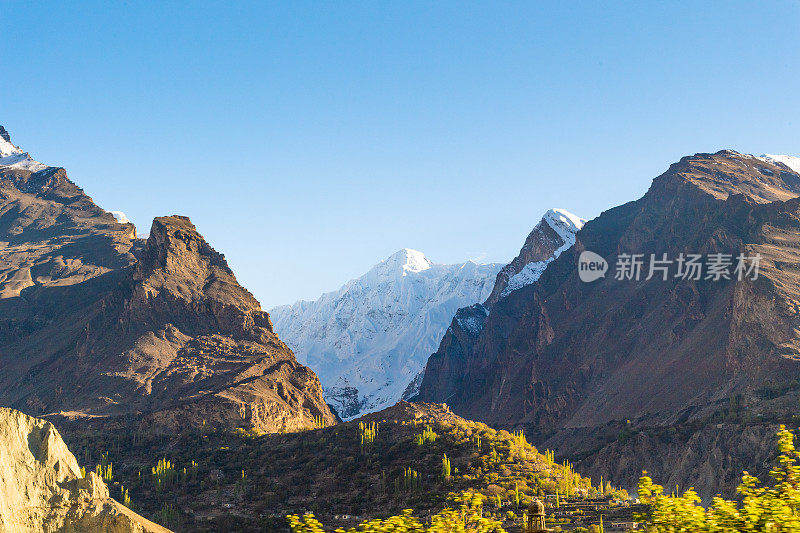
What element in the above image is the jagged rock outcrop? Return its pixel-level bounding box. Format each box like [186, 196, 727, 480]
[0, 125, 335, 433]
[418, 150, 800, 496]
[0, 407, 169, 532]
[485, 209, 585, 306]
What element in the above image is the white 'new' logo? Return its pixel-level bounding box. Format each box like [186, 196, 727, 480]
[578, 251, 607, 283]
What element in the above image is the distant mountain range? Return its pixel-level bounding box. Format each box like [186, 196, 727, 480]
[270, 209, 585, 420]
[270, 249, 502, 419]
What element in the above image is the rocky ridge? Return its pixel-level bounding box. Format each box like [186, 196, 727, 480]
[416, 208, 584, 405]
[486, 208, 586, 306]
[0, 125, 335, 433]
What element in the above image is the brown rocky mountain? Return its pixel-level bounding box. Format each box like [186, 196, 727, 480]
[418, 150, 800, 496]
[0, 126, 335, 433]
[0, 407, 169, 532]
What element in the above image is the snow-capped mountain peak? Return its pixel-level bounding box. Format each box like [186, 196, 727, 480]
[0, 125, 48, 172]
[544, 208, 585, 236]
[0, 126, 18, 151]
[375, 248, 433, 275]
[542, 208, 586, 256]
[486, 208, 586, 302]
[757, 154, 800, 174]
[269, 250, 502, 420]
[0, 127, 24, 158]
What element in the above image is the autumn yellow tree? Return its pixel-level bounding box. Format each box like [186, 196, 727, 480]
[288, 492, 505, 533]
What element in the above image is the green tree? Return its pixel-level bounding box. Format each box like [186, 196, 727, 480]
[360, 421, 379, 453]
[442, 454, 452, 482]
[415, 425, 438, 446]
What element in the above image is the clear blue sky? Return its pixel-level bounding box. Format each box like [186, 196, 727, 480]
[2, 1, 798, 306]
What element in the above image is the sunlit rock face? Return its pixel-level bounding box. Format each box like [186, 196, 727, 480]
[0, 124, 335, 433]
[0, 407, 170, 532]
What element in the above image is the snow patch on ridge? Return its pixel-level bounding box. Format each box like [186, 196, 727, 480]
[501, 208, 586, 297]
[0, 134, 22, 158]
[0, 126, 48, 171]
[503, 261, 550, 295]
[757, 154, 800, 174]
[545, 208, 585, 236]
[110, 211, 131, 224]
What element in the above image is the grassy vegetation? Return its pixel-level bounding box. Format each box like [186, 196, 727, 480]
[62, 404, 627, 532]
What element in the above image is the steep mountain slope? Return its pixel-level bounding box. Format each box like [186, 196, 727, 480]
[417, 208, 584, 405]
[418, 150, 800, 496]
[0, 407, 169, 532]
[0, 125, 334, 432]
[270, 249, 502, 419]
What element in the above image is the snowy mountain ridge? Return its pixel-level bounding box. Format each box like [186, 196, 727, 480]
[757, 154, 800, 173]
[501, 208, 585, 297]
[269, 249, 502, 420]
[0, 126, 48, 171]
